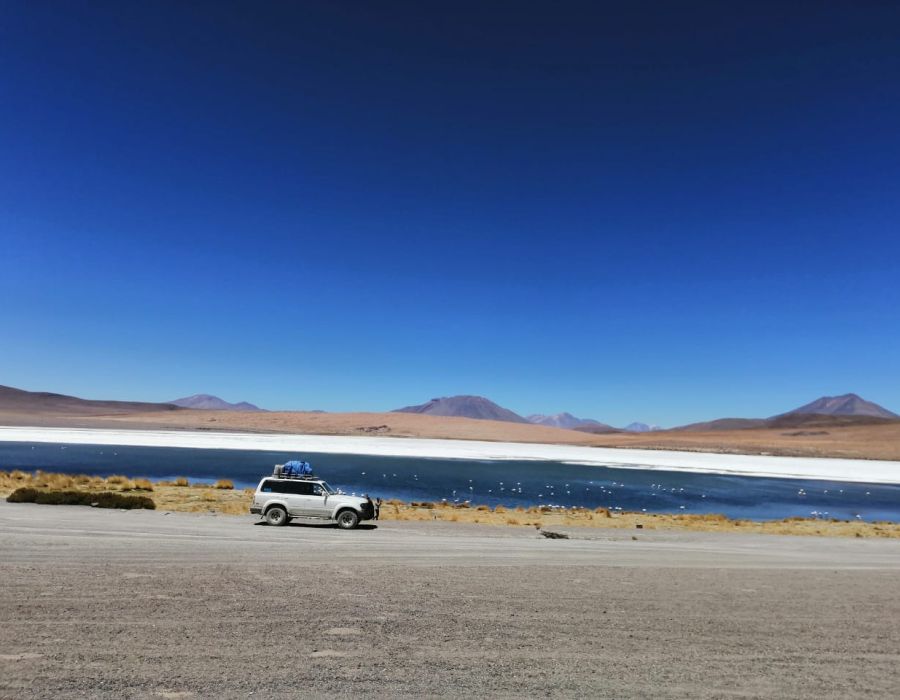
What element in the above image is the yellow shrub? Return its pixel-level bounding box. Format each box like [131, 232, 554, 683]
[214, 479, 234, 490]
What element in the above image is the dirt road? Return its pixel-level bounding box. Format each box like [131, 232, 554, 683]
[1, 503, 899, 698]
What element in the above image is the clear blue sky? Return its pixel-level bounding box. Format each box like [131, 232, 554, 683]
[1, 1, 898, 425]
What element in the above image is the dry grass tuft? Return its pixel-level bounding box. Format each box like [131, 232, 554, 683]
[214, 479, 234, 490]
[173, 477, 190, 487]
[7, 487, 155, 509]
[132, 478, 154, 491]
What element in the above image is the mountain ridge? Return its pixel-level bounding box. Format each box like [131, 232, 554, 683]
[674, 393, 898, 431]
[526, 412, 613, 430]
[0, 385, 180, 415]
[170, 394, 263, 412]
[624, 422, 663, 433]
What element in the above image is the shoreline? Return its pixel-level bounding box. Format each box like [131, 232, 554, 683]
[3, 470, 899, 537]
[2, 425, 900, 484]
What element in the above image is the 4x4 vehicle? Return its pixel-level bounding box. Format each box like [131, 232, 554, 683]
[250, 474, 378, 530]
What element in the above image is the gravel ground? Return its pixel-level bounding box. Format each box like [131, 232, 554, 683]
[1, 502, 899, 698]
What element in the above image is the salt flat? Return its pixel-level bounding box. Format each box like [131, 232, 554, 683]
[2, 425, 899, 484]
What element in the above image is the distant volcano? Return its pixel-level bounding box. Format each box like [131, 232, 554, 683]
[776, 393, 897, 419]
[623, 422, 663, 433]
[170, 394, 263, 411]
[675, 392, 898, 431]
[394, 395, 528, 423]
[527, 412, 614, 431]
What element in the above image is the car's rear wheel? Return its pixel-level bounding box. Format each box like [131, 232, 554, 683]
[336, 509, 359, 530]
[265, 506, 288, 526]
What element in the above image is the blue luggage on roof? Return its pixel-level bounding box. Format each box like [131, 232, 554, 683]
[283, 460, 313, 476]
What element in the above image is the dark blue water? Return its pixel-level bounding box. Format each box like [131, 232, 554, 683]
[2, 441, 899, 522]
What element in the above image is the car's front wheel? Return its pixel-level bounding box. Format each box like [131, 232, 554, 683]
[265, 506, 288, 526]
[336, 509, 359, 530]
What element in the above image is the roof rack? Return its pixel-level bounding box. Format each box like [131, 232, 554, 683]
[272, 464, 318, 480]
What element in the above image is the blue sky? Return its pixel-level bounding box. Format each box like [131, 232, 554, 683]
[1, 1, 899, 425]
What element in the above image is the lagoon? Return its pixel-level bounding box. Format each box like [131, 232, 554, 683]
[2, 440, 899, 522]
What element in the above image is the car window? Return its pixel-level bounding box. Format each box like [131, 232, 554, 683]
[261, 479, 303, 494]
[259, 480, 324, 495]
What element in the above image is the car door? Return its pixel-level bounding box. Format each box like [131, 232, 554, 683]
[278, 481, 306, 516]
[284, 481, 328, 517]
[307, 482, 330, 517]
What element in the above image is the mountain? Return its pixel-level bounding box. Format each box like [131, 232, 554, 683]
[526, 412, 614, 431]
[393, 395, 529, 423]
[776, 393, 898, 420]
[170, 394, 263, 411]
[624, 422, 663, 433]
[0, 384, 180, 416]
[673, 393, 898, 431]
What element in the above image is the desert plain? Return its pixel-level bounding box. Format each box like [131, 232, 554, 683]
[2, 501, 899, 698]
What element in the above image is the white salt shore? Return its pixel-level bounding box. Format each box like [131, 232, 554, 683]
[0, 426, 898, 485]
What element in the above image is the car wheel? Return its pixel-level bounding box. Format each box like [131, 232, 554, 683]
[336, 509, 359, 530]
[265, 506, 288, 526]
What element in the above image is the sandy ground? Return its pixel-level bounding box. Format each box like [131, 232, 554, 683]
[1, 502, 899, 698]
[3, 425, 900, 484]
[3, 408, 900, 461]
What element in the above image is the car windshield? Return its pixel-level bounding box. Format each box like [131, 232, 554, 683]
[319, 482, 335, 494]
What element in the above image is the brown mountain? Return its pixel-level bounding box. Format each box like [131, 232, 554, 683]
[775, 393, 898, 420]
[393, 395, 529, 423]
[0, 384, 181, 416]
[673, 393, 898, 431]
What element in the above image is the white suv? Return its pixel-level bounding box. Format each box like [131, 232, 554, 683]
[250, 476, 378, 529]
